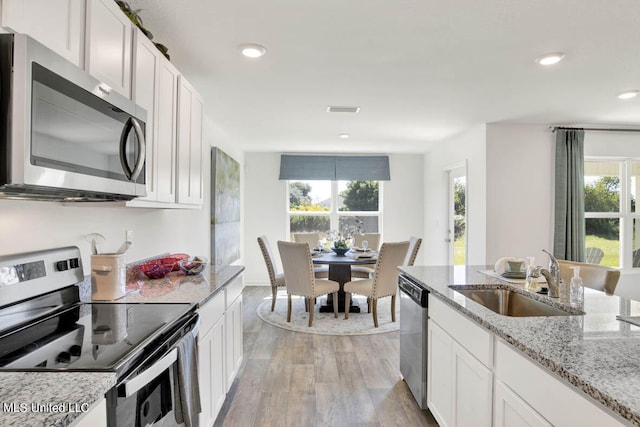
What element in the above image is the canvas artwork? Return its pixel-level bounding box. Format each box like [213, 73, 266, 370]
[211, 148, 241, 266]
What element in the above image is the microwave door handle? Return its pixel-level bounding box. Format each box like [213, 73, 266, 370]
[129, 117, 146, 181]
[119, 118, 135, 180]
[123, 348, 177, 398]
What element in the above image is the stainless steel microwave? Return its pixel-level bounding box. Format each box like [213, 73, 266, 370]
[0, 34, 147, 201]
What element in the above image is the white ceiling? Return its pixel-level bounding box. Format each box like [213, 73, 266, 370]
[128, 0, 640, 153]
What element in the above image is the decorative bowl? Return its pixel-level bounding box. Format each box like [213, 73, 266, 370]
[140, 259, 176, 279]
[332, 247, 350, 256]
[178, 257, 208, 275]
[161, 253, 190, 271]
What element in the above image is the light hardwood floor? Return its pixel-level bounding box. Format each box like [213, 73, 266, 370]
[214, 286, 438, 427]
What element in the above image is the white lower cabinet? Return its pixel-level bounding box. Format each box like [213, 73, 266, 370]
[198, 291, 226, 427]
[224, 284, 243, 389]
[494, 339, 627, 427]
[427, 319, 492, 427]
[198, 276, 244, 427]
[427, 295, 628, 427]
[494, 379, 552, 427]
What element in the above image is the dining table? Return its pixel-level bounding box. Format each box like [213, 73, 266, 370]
[311, 250, 377, 313]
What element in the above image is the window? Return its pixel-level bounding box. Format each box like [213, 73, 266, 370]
[584, 159, 640, 268]
[287, 180, 381, 242]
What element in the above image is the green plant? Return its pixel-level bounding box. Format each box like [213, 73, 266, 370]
[115, 1, 170, 60]
[333, 239, 349, 249]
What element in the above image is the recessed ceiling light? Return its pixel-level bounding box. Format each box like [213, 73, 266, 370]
[338, 133, 351, 139]
[239, 43, 266, 58]
[535, 52, 566, 66]
[617, 90, 640, 100]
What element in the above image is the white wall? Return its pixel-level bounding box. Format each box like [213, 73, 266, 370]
[243, 152, 425, 285]
[0, 113, 243, 276]
[485, 124, 554, 264]
[423, 125, 487, 265]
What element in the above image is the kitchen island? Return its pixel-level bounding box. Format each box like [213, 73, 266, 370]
[0, 264, 244, 427]
[399, 265, 640, 426]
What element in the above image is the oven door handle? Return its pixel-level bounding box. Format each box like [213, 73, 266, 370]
[122, 348, 177, 398]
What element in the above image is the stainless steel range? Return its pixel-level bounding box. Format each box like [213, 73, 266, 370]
[0, 247, 200, 426]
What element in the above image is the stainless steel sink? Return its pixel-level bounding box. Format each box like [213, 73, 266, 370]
[448, 286, 576, 317]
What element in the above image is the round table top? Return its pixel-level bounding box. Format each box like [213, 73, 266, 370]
[311, 251, 377, 265]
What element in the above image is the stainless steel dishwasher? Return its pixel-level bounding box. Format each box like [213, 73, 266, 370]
[399, 273, 429, 409]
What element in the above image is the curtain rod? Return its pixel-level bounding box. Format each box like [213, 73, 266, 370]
[551, 126, 640, 133]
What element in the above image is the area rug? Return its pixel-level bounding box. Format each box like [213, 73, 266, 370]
[256, 290, 399, 335]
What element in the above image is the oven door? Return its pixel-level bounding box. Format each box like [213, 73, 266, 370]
[107, 314, 199, 427]
[112, 348, 184, 427]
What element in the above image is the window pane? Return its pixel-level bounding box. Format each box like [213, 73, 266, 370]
[631, 162, 640, 213]
[339, 216, 379, 237]
[289, 215, 330, 235]
[289, 181, 331, 212]
[584, 161, 620, 213]
[633, 219, 640, 268]
[337, 180, 379, 212]
[585, 218, 619, 267]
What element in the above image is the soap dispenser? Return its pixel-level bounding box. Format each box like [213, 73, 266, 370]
[569, 266, 584, 305]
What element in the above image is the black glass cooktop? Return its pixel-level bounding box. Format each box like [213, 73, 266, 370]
[0, 301, 193, 373]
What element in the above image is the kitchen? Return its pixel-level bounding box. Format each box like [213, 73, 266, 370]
[1, 0, 640, 426]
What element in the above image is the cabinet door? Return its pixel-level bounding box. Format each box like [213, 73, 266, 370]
[427, 319, 453, 427]
[2, 0, 84, 66]
[453, 341, 492, 427]
[131, 29, 159, 201]
[494, 380, 552, 427]
[177, 76, 204, 205]
[154, 60, 179, 202]
[198, 315, 226, 427]
[225, 295, 243, 389]
[85, 0, 132, 98]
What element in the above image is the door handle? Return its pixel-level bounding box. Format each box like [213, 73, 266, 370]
[119, 118, 146, 181]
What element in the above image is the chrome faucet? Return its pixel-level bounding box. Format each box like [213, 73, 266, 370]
[540, 249, 561, 298]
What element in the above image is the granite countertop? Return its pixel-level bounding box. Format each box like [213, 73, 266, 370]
[116, 264, 245, 307]
[0, 264, 244, 426]
[399, 265, 640, 426]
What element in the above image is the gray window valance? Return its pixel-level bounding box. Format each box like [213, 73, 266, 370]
[279, 155, 390, 181]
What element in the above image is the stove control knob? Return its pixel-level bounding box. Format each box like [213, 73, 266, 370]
[57, 351, 71, 364]
[69, 345, 82, 357]
[56, 260, 69, 271]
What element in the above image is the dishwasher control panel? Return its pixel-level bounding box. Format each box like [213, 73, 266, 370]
[398, 274, 428, 307]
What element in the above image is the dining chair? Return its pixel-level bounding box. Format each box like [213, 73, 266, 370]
[350, 233, 382, 279]
[293, 232, 329, 278]
[277, 241, 340, 326]
[403, 236, 422, 266]
[257, 235, 286, 311]
[344, 241, 410, 327]
[353, 233, 381, 251]
[558, 260, 620, 295]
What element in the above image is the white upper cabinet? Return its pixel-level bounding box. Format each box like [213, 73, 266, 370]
[85, 0, 132, 98]
[1, 0, 85, 66]
[177, 76, 204, 206]
[154, 59, 180, 203]
[130, 29, 160, 202]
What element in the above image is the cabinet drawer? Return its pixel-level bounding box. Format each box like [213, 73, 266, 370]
[225, 275, 244, 308]
[495, 340, 626, 427]
[199, 291, 225, 336]
[429, 294, 493, 367]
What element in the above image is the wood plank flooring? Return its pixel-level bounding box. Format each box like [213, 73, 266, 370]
[214, 286, 438, 427]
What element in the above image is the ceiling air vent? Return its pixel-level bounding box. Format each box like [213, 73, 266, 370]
[327, 106, 360, 113]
